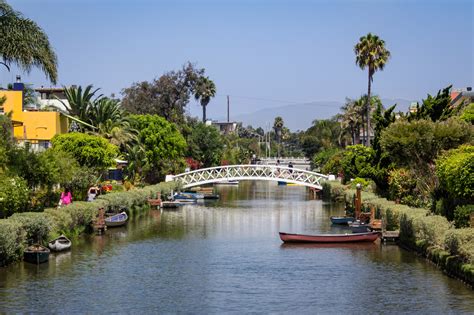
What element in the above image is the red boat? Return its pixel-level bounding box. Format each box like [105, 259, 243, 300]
[279, 231, 380, 243]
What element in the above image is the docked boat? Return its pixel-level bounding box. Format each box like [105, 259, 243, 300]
[203, 194, 220, 200]
[161, 200, 184, 209]
[174, 198, 197, 204]
[105, 212, 128, 227]
[330, 216, 355, 225]
[279, 231, 380, 243]
[24, 244, 50, 264]
[277, 181, 287, 186]
[214, 180, 239, 186]
[174, 192, 204, 200]
[350, 221, 371, 233]
[48, 235, 71, 252]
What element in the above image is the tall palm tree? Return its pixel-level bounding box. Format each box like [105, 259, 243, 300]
[0, 1, 57, 83]
[354, 33, 390, 146]
[194, 76, 216, 122]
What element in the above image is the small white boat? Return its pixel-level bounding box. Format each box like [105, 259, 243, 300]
[48, 235, 72, 252]
[105, 212, 128, 227]
[214, 180, 239, 186]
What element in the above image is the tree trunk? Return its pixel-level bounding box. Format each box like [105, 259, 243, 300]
[366, 70, 372, 147]
[202, 104, 206, 123]
[351, 126, 355, 145]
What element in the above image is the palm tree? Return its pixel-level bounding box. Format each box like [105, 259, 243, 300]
[273, 116, 284, 157]
[339, 98, 363, 145]
[56, 85, 102, 128]
[0, 1, 57, 83]
[354, 33, 390, 146]
[90, 98, 138, 147]
[194, 76, 216, 122]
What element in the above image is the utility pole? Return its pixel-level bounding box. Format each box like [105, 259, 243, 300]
[227, 95, 230, 123]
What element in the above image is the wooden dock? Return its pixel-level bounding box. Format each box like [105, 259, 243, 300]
[382, 231, 400, 242]
[148, 198, 162, 209]
[93, 207, 107, 235]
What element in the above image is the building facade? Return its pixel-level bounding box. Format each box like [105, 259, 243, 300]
[0, 84, 69, 151]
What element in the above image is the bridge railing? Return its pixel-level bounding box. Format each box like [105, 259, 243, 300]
[169, 164, 328, 189]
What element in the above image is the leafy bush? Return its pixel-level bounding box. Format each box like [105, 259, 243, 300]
[387, 168, 416, 201]
[312, 147, 341, 171]
[436, 145, 474, 201]
[460, 103, 474, 124]
[0, 220, 25, 266]
[0, 175, 29, 218]
[321, 152, 342, 175]
[349, 177, 373, 191]
[417, 215, 451, 248]
[453, 205, 474, 228]
[444, 228, 474, 264]
[9, 212, 51, 244]
[339, 145, 376, 183]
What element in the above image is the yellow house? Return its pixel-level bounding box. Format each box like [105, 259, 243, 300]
[0, 88, 69, 150]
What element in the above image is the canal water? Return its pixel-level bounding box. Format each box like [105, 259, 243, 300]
[0, 181, 473, 314]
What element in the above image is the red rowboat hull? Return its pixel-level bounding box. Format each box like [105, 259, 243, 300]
[279, 231, 380, 243]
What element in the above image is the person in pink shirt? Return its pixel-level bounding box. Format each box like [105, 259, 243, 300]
[59, 188, 72, 207]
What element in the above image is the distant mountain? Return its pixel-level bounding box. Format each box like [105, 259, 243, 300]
[228, 101, 343, 131]
[221, 98, 414, 131]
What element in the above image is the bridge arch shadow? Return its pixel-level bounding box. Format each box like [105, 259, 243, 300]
[167, 165, 328, 190]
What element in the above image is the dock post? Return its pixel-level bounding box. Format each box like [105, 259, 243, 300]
[355, 183, 362, 219]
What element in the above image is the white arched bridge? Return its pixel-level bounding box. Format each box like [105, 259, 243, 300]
[166, 165, 328, 190]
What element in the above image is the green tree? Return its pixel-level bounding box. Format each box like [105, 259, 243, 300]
[194, 76, 216, 122]
[301, 119, 341, 158]
[380, 117, 473, 167]
[338, 98, 364, 145]
[187, 123, 223, 167]
[381, 117, 472, 205]
[410, 85, 454, 122]
[354, 33, 391, 146]
[130, 115, 187, 183]
[51, 132, 118, 170]
[122, 62, 205, 124]
[0, 1, 57, 83]
[339, 144, 376, 183]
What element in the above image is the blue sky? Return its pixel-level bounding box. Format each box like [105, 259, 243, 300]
[3, 0, 473, 120]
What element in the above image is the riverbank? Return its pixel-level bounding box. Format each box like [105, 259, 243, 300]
[0, 181, 179, 267]
[323, 181, 474, 287]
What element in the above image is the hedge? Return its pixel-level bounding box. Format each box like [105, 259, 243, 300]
[0, 181, 179, 267]
[325, 180, 474, 285]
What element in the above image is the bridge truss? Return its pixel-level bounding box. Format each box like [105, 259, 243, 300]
[167, 165, 328, 190]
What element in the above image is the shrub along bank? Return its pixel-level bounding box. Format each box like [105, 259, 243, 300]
[0, 181, 178, 267]
[324, 181, 474, 286]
